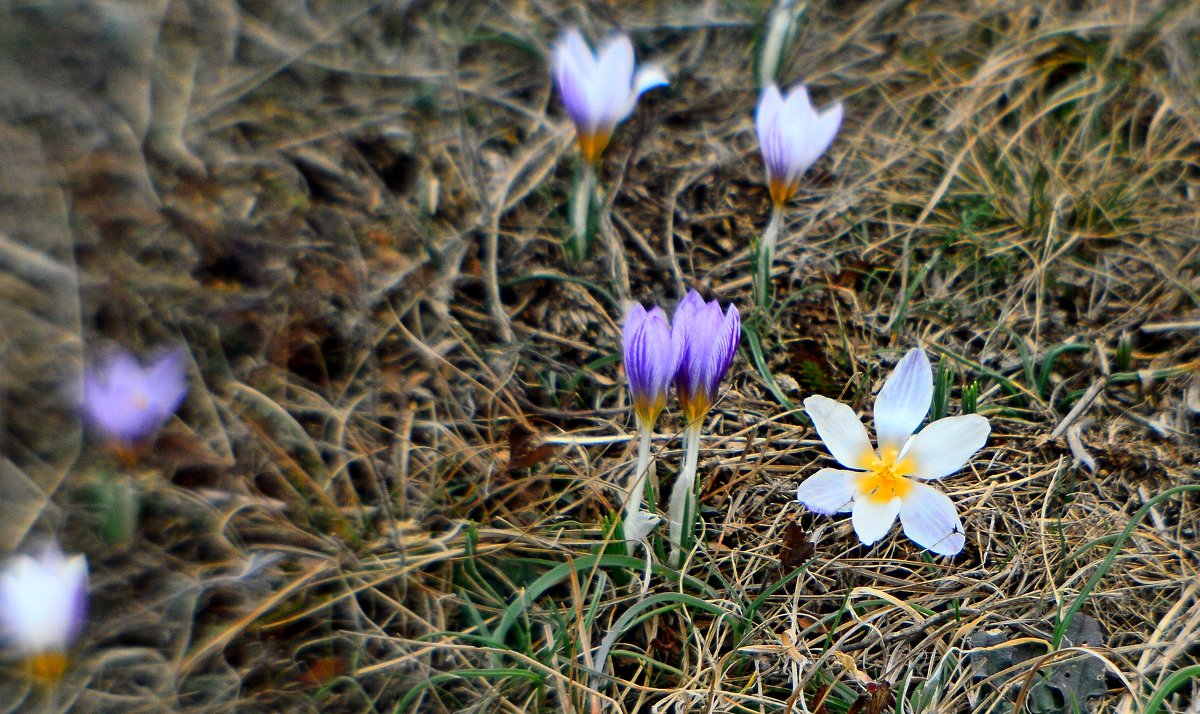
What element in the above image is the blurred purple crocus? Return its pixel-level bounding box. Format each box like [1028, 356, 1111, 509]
[553, 28, 668, 163]
[671, 290, 741, 425]
[756, 83, 843, 207]
[82, 349, 188, 444]
[623, 304, 680, 429]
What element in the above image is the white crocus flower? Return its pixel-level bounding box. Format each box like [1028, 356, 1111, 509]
[552, 28, 668, 163]
[796, 348, 989, 556]
[0, 546, 88, 680]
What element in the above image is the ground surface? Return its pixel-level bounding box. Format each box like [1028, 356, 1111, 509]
[0, 0, 1198, 712]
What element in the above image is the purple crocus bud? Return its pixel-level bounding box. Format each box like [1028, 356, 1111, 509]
[82, 348, 188, 444]
[553, 28, 668, 163]
[756, 83, 842, 206]
[671, 290, 740, 424]
[0, 544, 87, 681]
[623, 304, 680, 428]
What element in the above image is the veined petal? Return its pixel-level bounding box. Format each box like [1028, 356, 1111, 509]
[701, 303, 739, 400]
[874, 348, 933, 452]
[899, 482, 965, 555]
[755, 85, 784, 149]
[553, 29, 596, 127]
[903, 415, 990, 480]
[595, 34, 635, 126]
[851, 496, 901, 545]
[796, 468, 857, 514]
[803, 395, 873, 470]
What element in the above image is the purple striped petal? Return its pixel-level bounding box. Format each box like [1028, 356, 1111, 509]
[672, 291, 740, 420]
[623, 304, 677, 424]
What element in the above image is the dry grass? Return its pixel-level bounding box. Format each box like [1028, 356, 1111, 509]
[1, 0, 1198, 711]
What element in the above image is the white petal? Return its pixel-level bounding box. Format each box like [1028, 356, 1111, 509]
[851, 496, 901, 545]
[782, 84, 814, 120]
[803, 395, 873, 470]
[795, 468, 857, 514]
[903, 415, 990, 480]
[755, 85, 784, 147]
[874, 348, 933, 452]
[632, 65, 668, 96]
[594, 34, 634, 126]
[899, 482, 965, 555]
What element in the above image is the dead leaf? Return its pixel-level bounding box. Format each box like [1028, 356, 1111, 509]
[779, 521, 815, 568]
[504, 422, 557, 473]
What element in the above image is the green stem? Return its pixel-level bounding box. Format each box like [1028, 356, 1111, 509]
[754, 207, 783, 312]
[570, 162, 597, 261]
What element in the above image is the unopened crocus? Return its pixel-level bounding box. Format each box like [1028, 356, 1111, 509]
[0, 546, 88, 681]
[667, 290, 740, 564]
[621, 304, 680, 543]
[796, 348, 990, 556]
[83, 348, 188, 445]
[553, 28, 668, 164]
[755, 83, 842, 208]
[751, 83, 842, 309]
[672, 290, 741, 426]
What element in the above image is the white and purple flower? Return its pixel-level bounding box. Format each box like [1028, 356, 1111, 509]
[553, 28, 668, 163]
[0, 545, 87, 680]
[796, 348, 989, 556]
[83, 348, 188, 444]
[755, 83, 842, 206]
[671, 290, 741, 425]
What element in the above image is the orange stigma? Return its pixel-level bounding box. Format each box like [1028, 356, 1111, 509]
[856, 448, 916, 504]
[577, 130, 611, 164]
[27, 651, 68, 683]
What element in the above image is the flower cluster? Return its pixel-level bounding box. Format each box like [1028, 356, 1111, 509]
[621, 291, 740, 550]
[622, 290, 740, 433]
[796, 348, 990, 555]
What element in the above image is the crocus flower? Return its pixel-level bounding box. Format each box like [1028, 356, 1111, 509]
[755, 83, 842, 206]
[621, 304, 679, 545]
[83, 348, 188, 444]
[553, 28, 668, 163]
[796, 348, 989, 555]
[667, 291, 740, 565]
[671, 290, 741, 425]
[623, 304, 680, 428]
[0, 546, 87, 681]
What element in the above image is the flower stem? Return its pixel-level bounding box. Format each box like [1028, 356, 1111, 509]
[621, 424, 660, 546]
[753, 206, 783, 312]
[628, 425, 653, 514]
[668, 421, 703, 567]
[570, 161, 597, 261]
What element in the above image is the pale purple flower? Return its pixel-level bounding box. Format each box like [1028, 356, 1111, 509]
[796, 348, 990, 556]
[671, 290, 740, 423]
[623, 304, 680, 427]
[0, 545, 87, 658]
[553, 28, 668, 162]
[82, 349, 188, 443]
[756, 83, 842, 206]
